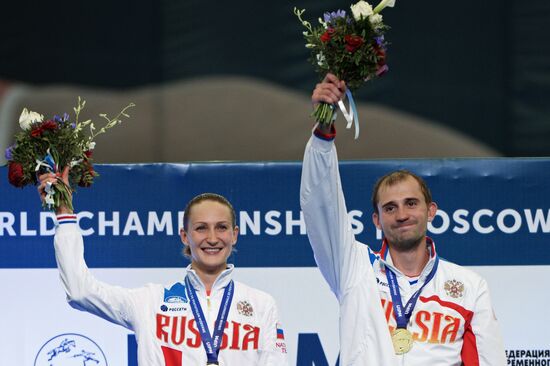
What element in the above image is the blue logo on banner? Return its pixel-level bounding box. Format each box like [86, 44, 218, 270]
[34, 333, 108, 366]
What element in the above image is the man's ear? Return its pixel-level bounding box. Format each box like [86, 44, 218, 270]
[372, 212, 382, 230]
[427, 202, 438, 222]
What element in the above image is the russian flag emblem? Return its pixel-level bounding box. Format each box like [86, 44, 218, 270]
[276, 323, 285, 340]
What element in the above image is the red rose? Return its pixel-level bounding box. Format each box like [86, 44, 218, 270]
[31, 120, 57, 137]
[41, 120, 57, 130]
[344, 35, 364, 53]
[320, 30, 332, 43]
[374, 44, 386, 66]
[8, 162, 26, 188]
[30, 127, 44, 138]
[84, 150, 93, 158]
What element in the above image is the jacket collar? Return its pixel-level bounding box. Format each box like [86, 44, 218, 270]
[185, 264, 234, 294]
[378, 237, 438, 281]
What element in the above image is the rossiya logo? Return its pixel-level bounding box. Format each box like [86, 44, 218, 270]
[34, 333, 108, 366]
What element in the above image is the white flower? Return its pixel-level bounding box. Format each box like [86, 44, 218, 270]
[369, 13, 383, 28]
[69, 159, 83, 168]
[373, 0, 396, 14]
[351, 1, 373, 21]
[88, 141, 96, 150]
[316, 52, 326, 67]
[19, 108, 43, 130]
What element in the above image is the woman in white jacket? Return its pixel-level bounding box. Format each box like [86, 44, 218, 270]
[38, 170, 288, 365]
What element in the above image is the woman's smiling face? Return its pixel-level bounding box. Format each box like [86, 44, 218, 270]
[180, 200, 238, 275]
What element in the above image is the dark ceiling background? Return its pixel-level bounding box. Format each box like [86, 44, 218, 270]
[1, 0, 549, 156]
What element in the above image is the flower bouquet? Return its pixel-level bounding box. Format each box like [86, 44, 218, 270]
[5, 98, 135, 211]
[294, 0, 395, 137]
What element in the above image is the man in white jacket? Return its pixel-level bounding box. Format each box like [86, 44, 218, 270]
[300, 73, 507, 365]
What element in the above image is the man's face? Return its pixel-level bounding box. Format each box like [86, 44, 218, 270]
[372, 176, 437, 252]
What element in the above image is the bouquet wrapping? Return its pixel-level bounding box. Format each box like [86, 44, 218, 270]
[295, 0, 395, 138]
[5, 98, 134, 211]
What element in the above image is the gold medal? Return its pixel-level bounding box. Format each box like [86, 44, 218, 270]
[392, 328, 413, 354]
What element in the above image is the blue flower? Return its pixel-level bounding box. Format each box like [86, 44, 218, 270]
[5, 145, 14, 160]
[323, 10, 346, 24]
[54, 113, 70, 124]
[375, 35, 385, 47]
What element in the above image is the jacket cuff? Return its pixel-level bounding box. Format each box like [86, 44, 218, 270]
[310, 130, 335, 153]
[313, 124, 336, 141]
[56, 214, 78, 226]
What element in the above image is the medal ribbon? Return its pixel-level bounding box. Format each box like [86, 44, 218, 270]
[337, 89, 360, 140]
[185, 276, 234, 364]
[34, 149, 58, 174]
[385, 256, 439, 329]
[35, 149, 59, 210]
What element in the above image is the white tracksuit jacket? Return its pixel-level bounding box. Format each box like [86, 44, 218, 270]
[54, 216, 288, 365]
[300, 134, 507, 366]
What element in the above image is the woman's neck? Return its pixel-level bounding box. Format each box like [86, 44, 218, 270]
[191, 262, 227, 291]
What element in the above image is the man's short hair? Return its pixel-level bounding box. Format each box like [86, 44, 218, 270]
[371, 170, 432, 214]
